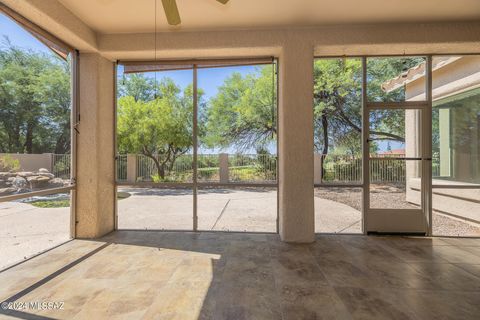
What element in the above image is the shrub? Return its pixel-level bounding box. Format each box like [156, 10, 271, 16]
[0, 155, 20, 172]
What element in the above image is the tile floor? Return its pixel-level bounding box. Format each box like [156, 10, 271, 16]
[0, 231, 479, 319]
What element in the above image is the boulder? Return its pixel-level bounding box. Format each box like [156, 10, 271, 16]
[0, 172, 16, 179]
[38, 168, 50, 173]
[0, 187, 16, 196]
[16, 172, 36, 178]
[48, 178, 66, 188]
[27, 175, 51, 189]
[37, 172, 55, 179]
[12, 176, 28, 189]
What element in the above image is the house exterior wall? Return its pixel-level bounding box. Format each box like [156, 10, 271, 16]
[405, 56, 480, 223]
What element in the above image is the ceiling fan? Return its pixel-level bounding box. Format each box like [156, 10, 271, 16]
[161, 0, 230, 26]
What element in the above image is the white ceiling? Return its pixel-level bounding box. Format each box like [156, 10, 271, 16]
[58, 0, 480, 34]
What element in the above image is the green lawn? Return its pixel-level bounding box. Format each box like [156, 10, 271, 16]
[30, 192, 131, 208]
[30, 199, 70, 208]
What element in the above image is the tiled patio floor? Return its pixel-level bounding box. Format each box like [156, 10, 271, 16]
[1, 231, 479, 319]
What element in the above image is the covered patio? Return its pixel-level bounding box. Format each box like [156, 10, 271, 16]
[1, 0, 480, 319]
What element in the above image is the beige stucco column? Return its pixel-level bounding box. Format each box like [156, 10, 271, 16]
[76, 53, 115, 238]
[278, 39, 315, 243]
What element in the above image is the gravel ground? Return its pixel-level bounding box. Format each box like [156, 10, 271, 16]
[315, 187, 480, 237]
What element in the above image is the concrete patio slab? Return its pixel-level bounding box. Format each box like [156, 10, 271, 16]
[0, 201, 70, 270]
[117, 187, 361, 234]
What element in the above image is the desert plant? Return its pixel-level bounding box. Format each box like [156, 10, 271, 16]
[0, 155, 20, 172]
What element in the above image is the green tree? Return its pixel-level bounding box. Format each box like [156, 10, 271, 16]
[0, 38, 71, 154]
[118, 73, 155, 102]
[203, 66, 276, 152]
[313, 57, 424, 178]
[117, 77, 199, 180]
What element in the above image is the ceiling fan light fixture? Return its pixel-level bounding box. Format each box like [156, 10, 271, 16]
[216, 0, 230, 4]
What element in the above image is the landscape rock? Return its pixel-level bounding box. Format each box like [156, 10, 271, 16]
[0, 187, 16, 196]
[15, 172, 36, 178]
[48, 178, 65, 188]
[12, 176, 28, 189]
[0, 172, 16, 179]
[27, 176, 50, 189]
[0, 169, 69, 192]
[37, 172, 55, 179]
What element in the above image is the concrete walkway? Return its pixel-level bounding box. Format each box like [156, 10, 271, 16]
[0, 201, 70, 270]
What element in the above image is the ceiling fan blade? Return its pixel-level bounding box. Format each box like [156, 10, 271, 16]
[161, 0, 181, 26]
[216, 0, 230, 4]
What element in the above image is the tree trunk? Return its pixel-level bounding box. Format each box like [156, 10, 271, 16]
[143, 151, 165, 180]
[321, 113, 329, 180]
[24, 121, 34, 154]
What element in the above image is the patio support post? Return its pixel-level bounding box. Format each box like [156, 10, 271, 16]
[76, 53, 115, 238]
[314, 153, 322, 184]
[126, 154, 137, 183]
[278, 39, 315, 243]
[219, 153, 229, 183]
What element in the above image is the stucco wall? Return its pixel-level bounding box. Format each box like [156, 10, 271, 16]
[0, 153, 53, 172]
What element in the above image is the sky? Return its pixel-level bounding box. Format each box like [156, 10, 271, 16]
[0, 14, 51, 54]
[117, 64, 259, 101]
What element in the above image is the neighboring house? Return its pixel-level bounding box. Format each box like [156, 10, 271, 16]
[384, 56, 480, 222]
[376, 148, 405, 157]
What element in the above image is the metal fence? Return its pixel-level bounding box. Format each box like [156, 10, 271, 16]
[113, 153, 436, 184]
[197, 154, 220, 182]
[321, 155, 362, 183]
[116, 155, 127, 181]
[46, 153, 444, 184]
[52, 154, 71, 179]
[117, 153, 277, 183]
[369, 158, 406, 183]
[228, 154, 277, 182]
